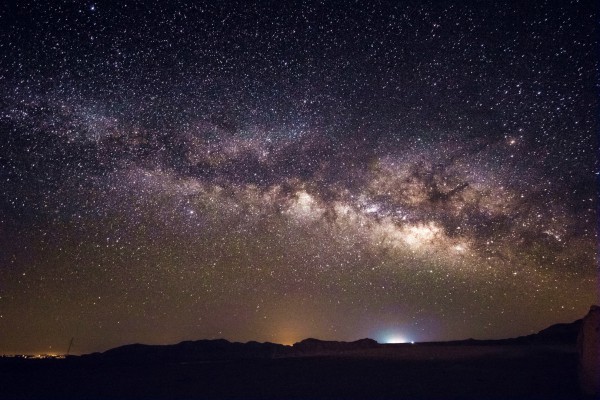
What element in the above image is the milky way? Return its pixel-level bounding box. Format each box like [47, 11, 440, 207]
[0, 1, 597, 354]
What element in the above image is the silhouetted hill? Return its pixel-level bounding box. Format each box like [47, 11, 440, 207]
[535, 319, 582, 342]
[495, 318, 582, 345]
[88, 339, 291, 363]
[418, 319, 583, 347]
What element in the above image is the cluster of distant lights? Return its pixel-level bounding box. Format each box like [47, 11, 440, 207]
[2, 354, 65, 359]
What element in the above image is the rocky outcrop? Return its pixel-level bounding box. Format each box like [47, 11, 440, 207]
[578, 305, 600, 396]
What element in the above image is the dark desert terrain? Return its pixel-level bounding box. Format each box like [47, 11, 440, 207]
[0, 318, 588, 400]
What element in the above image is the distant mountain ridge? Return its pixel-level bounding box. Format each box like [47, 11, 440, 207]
[81, 319, 582, 363]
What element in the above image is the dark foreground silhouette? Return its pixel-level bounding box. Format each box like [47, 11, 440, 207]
[0, 319, 588, 399]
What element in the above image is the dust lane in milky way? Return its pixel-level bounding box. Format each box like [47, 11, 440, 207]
[0, 0, 597, 354]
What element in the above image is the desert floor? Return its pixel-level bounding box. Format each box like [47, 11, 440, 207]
[0, 343, 582, 399]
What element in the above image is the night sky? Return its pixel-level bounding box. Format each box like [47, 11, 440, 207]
[0, 0, 597, 355]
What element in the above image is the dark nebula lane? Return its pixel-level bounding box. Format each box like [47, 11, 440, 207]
[0, 0, 597, 355]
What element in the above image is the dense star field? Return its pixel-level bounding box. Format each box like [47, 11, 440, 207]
[0, 1, 597, 355]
